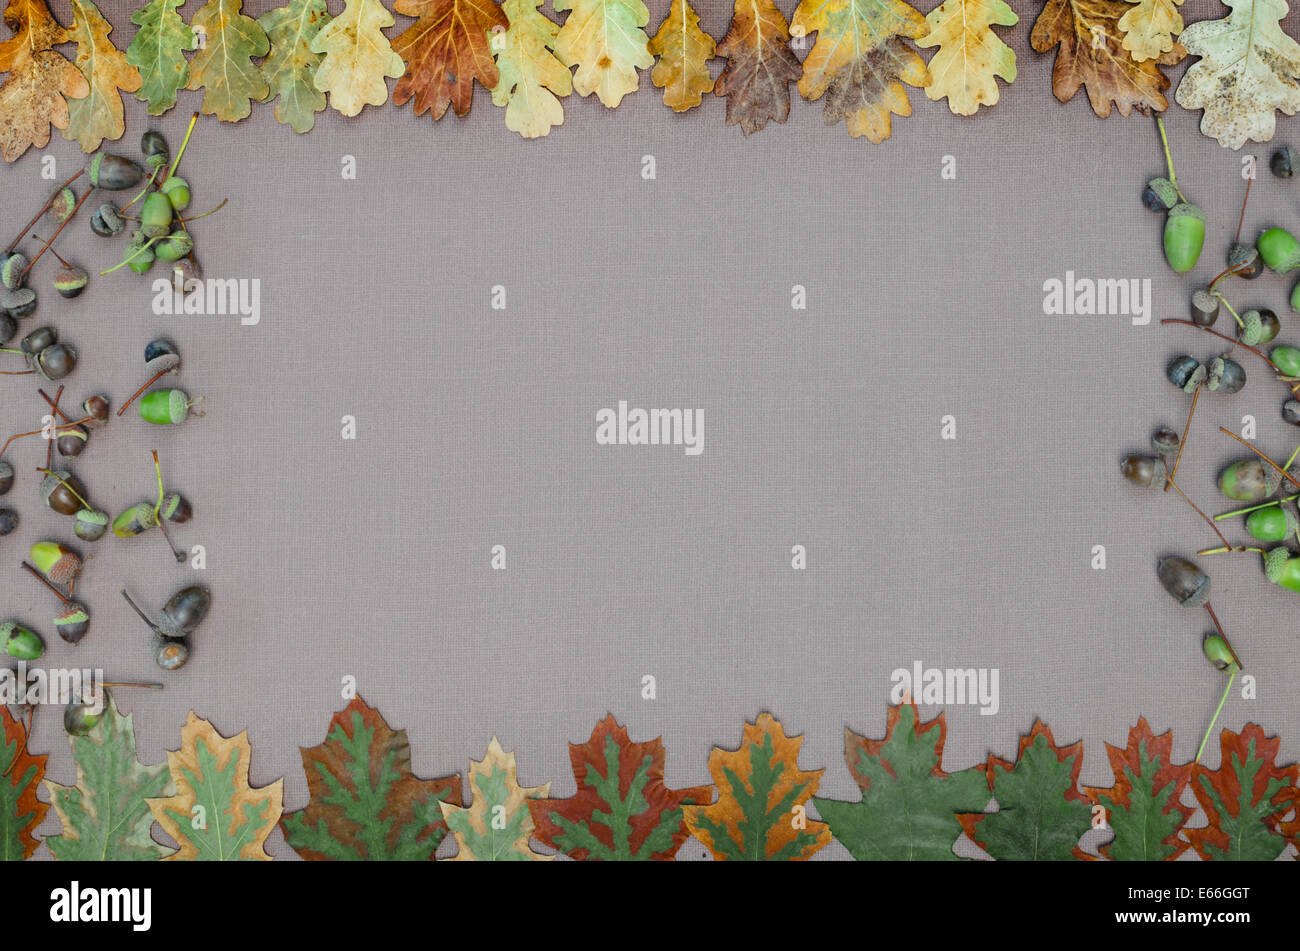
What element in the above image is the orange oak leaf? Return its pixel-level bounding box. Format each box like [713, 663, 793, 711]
[682, 713, 830, 861]
[1185, 723, 1299, 861]
[648, 0, 715, 112]
[1029, 0, 1174, 118]
[714, 0, 800, 134]
[957, 720, 1092, 860]
[391, 0, 507, 119]
[0, 0, 90, 162]
[0, 706, 47, 860]
[1081, 717, 1193, 861]
[528, 715, 711, 860]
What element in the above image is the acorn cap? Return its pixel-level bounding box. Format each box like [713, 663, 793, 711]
[47, 187, 76, 223]
[52, 265, 88, 299]
[2, 253, 27, 290]
[0, 286, 37, 318]
[1265, 546, 1291, 583]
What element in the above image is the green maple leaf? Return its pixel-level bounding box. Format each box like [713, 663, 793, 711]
[529, 716, 710, 860]
[814, 703, 989, 860]
[958, 721, 1091, 860]
[43, 696, 175, 861]
[186, 0, 268, 121]
[280, 697, 461, 860]
[258, 0, 330, 133]
[126, 0, 196, 115]
[1084, 718, 1192, 861]
[1186, 724, 1298, 861]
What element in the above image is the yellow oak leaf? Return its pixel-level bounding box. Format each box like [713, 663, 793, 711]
[491, 0, 571, 138]
[439, 737, 551, 860]
[649, 0, 715, 112]
[1119, 0, 1183, 63]
[310, 0, 406, 116]
[0, 0, 90, 162]
[683, 713, 831, 861]
[915, 0, 1017, 116]
[63, 0, 141, 152]
[554, 0, 653, 108]
[790, 0, 930, 143]
[148, 712, 284, 861]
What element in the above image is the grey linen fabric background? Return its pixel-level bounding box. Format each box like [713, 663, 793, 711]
[2, 0, 1299, 860]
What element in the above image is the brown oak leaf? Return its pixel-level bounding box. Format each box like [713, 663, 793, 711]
[391, 0, 507, 119]
[714, 0, 801, 134]
[0, 0, 90, 162]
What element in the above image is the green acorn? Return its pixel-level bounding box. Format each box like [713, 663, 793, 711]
[1219, 459, 1280, 502]
[112, 502, 157, 538]
[1292, 279, 1300, 315]
[73, 507, 108, 541]
[63, 685, 105, 735]
[125, 236, 155, 274]
[140, 389, 195, 425]
[1246, 505, 1298, 543]
[1272, 345, 1300, 377]
[2, 622, 44, 660]
[160, 176, 190, 211]
[30, 541, 82, 586]
[1164, 203, 1205, 273]
[154, 231, 193, 263]
[140, 192, 173, 238]
[1202, 634, 1239, 671]
[88, 153, 142, 190]
[1264, 546, 1300, 591]
[1257, 227, 1300, 274]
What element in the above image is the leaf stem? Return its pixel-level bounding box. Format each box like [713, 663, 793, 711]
[1156, 116, 1186, 203]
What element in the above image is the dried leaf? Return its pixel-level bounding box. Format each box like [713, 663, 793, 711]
[814, 702, 989, 860]
[0, 706, 46, 861]
[915, 0, 1017, 115]
[1081, 717, 1193, 861]
[148, 712, 284, 861]
[790, 0, 930, 143]
[125, 0, 196, 116]
[491, 0, 571, 137]
[310, 0, 405, 116]
[258, 0, 331, 133]
[280, 696, 461, 860]
[63, 0, 142, 152]
[0, 0, 90, 162]
[43, 696, 175, 861]
[440, 737, 551, 860]
[683, 713, 831, 861]
[391, 0, 506, 119]
[649, 0, 715, 111]
[1175, 0, 1300, 149]
[1118, 0, 1183, 61]
[957, 720, 1092, 860]
[1185, 723, 1299, 860]
[529, 715, 711, 860]
[714, 0, 801, 134]
[554, 0, 654, 108]
[1029, 0, 1172, 118]
[186, 0, 268, 121]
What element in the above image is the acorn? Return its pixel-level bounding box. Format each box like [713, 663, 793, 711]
[1227, 243, 1264, 279]
[89, 202, 124, 237]
[63, 688, 104, 734]
[1121, 454, 1167, 488]
[1219, 459, 1286, 502]
[1203, 634, 1239, 671]
[1273, 345, 1300, 377]
[2, 253, 27, 290]
[1190, 289, 1220, 326]
[153, 636, 190, 671]
[1157, 555, 1211, 607]
[21, 325, 56, 355]
[88, 153, 142, 190]
[154, 231, 192, 263]
[82, 395, 110, 427]
[56, 425, 88, 457]
[0, 312, 14, 343]
[0, 286, 37, 319]
[170, 257, 201, 294]
[1271, 147, 1295, 179]
[140, 389, 195, 425]
[37, 343, 76, 381]
[125, 238, 154, 274]
[1142, 177, 1179, 212]
[141, 130, 169, 171]
[30, 541, 82, 586]
[54, 603, 90, 644]
[47, 187, 77, 223]
[1206, 356, 1246, 394]
[1164, 203, 1205, 273]
[0, 508, 17, 535]
[1168, 355, 1206, 393]
[73, 507, 108, 542]
[0, 459, 12, 495]
[160, 492, 192, 523]
[2, 622, 44, 660]
[140, 193, 173, 239]
[1152, 428, 1180, 458]
[158, 586, 210, 639]
[41, 471, 87, 515]
[160, 176, 190, 212]
[112, 501, 157, 538]
[1258, 227, 1300, 274]
[1285, 400, 1300, 426]
[52, 264, 88, 299]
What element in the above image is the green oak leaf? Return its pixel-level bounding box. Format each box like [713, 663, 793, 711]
[186, 0, 269, 121]
[1187, 724, 1298, 861]
[126, 0, 196, 115]
[258, 0, 330, 133]
[1084, 718, 1192, 861]
[43, 696, 175, 861]
[814, 703, 990, 860]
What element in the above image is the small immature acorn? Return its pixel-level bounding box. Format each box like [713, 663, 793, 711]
[1164, 203, 1206, 273]
[63, 687, 104, 734]
[1168, 355, 1206, 393]
[41, 470, 86, 515]
[153, 635, 189, 671]
[56, 425, 88, 457]
[0, 459, 12, 495]
[88, 153, 142, 190]
[160, 176, 190, 212]
[89, 202, 124, 237]
[1272, 147, 1295, 179]
[1273, 345, 1300, 377]
[82, 395, 109, 427]
[30, 541, 82, 586]
[1227, 243, 1264, 280]
[1121, 454, 1167, 488]
[2, 253, 27, 290]
[170, 257, 200, 295]
[73, 507, 108, 541]
[1203, 634, 1238, 671]
[1157, 555, 1211, 607]
[1236, 309, 1279, 346]
[1206, 356, 1246, 393]
[0, 508, 17, 535]
[54, 603, 89, 644]
[1152, 427, 1180, 458]
[2, 621, 44, 660]
[1246, 504, 1299, 543]
[140, 389, 195, 425]
[1143, 177, 1179, 211]
[125, 236, 155, 274]
[1264, 546, 1300, 591]
[1257, 227, 1300, 274]
[160, 492, 192, 523]
[1191, 289, 1220, 326]
[154, 231, 192, 263]
[112, 501, 157, 538]
[47, 187, 77, 223]
[141, 129, 168, 169]
[21, 325, 55, 355]
[52, 264, 88, 299]
[37, 343, 76, 381]
[140, 193, 173, 238]
[1292, 279, 1300, 315]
